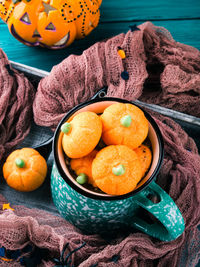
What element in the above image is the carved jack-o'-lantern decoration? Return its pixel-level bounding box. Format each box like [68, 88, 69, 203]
[0, 0, 102, 49]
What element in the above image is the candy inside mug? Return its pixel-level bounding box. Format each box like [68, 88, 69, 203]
[51, 98, 185, 241]
[55, 100, 162, 199]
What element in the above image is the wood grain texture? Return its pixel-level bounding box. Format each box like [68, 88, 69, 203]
[0, 0, 199, 71]
[1, 0, 199, 23]
[1, 19, 200, 71]
[100, 0, 200, 21]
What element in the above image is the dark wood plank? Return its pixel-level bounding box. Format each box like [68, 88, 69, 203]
[1, 19, 200, 71]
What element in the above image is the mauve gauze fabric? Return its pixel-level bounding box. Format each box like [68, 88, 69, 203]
[33, 21, 200, 130]
[0, 49, 35, 162]
[0, 21, 199, 266]
[0, 114, 200, 267]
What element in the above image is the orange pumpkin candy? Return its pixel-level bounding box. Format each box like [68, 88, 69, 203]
[92, 145, 142, 195]
[62, 111, 102, 158]
[70, 149, 98, 187]
[100, 103, 149, 149]
[0, 0, 102, 49]
[3, 148, 47, 192]
[134, 145, 152, 177]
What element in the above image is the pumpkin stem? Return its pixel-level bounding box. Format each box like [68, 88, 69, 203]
[61, 122, 71, 134]
[76, 173, 87, 184]
[15, 158, 25, 168]
[112, 164, 125, 176]
[120, 115, 132, 127]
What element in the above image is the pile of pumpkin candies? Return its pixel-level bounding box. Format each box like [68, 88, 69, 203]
[61, 103, 152, 196]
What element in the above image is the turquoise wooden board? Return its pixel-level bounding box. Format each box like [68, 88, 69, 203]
[0, 0, 200, 71]
[100, 0, 200, 21]
[1, 19, 200, 71]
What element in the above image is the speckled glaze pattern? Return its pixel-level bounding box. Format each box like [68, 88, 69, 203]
[132, 181, 185, 241]
[51, 164, 185, 241]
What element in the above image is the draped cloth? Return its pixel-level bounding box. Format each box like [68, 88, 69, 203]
[0, 50, 35, 162]
[0, 21, 200, 266]
[0, 114, 200, 267]
[33, 22, 200, 130]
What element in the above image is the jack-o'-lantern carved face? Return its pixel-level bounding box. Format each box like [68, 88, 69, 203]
[0, 0, 102, 49]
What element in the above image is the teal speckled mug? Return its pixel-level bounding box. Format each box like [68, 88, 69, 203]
[51, 97, 185, 241]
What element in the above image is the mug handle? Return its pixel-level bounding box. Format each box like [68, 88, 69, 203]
[131, 181, 185, 241]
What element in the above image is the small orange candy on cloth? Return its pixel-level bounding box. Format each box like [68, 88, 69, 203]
[70, 150, 98, 187]
[2, 203, 14, 211]
[3, 148, 47, 192]
[92, 145, 142, 195]
[100, 103, 149, 149]
[62, 111, 102, 158]
[134, 145, 152, 177]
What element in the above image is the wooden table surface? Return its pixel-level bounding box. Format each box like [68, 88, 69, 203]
[0, 2, 200, 265]
[1, 0, 200, 71]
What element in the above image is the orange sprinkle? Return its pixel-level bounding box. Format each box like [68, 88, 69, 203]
[2, 203, 14, 211]
[0, 257, 13, 262]
[117, 49, 126, 59]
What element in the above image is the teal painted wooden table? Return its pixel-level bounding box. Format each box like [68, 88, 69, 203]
[0, 0, 200, 266]
[0, 0, 200, 71]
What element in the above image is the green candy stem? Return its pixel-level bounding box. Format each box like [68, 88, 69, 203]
[61, 122, 71, 134]
[112, 164, 125, 176]
[15, 158, 25, 168]
[76, 173, 88, 185]
[120, 115, 132, 127]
